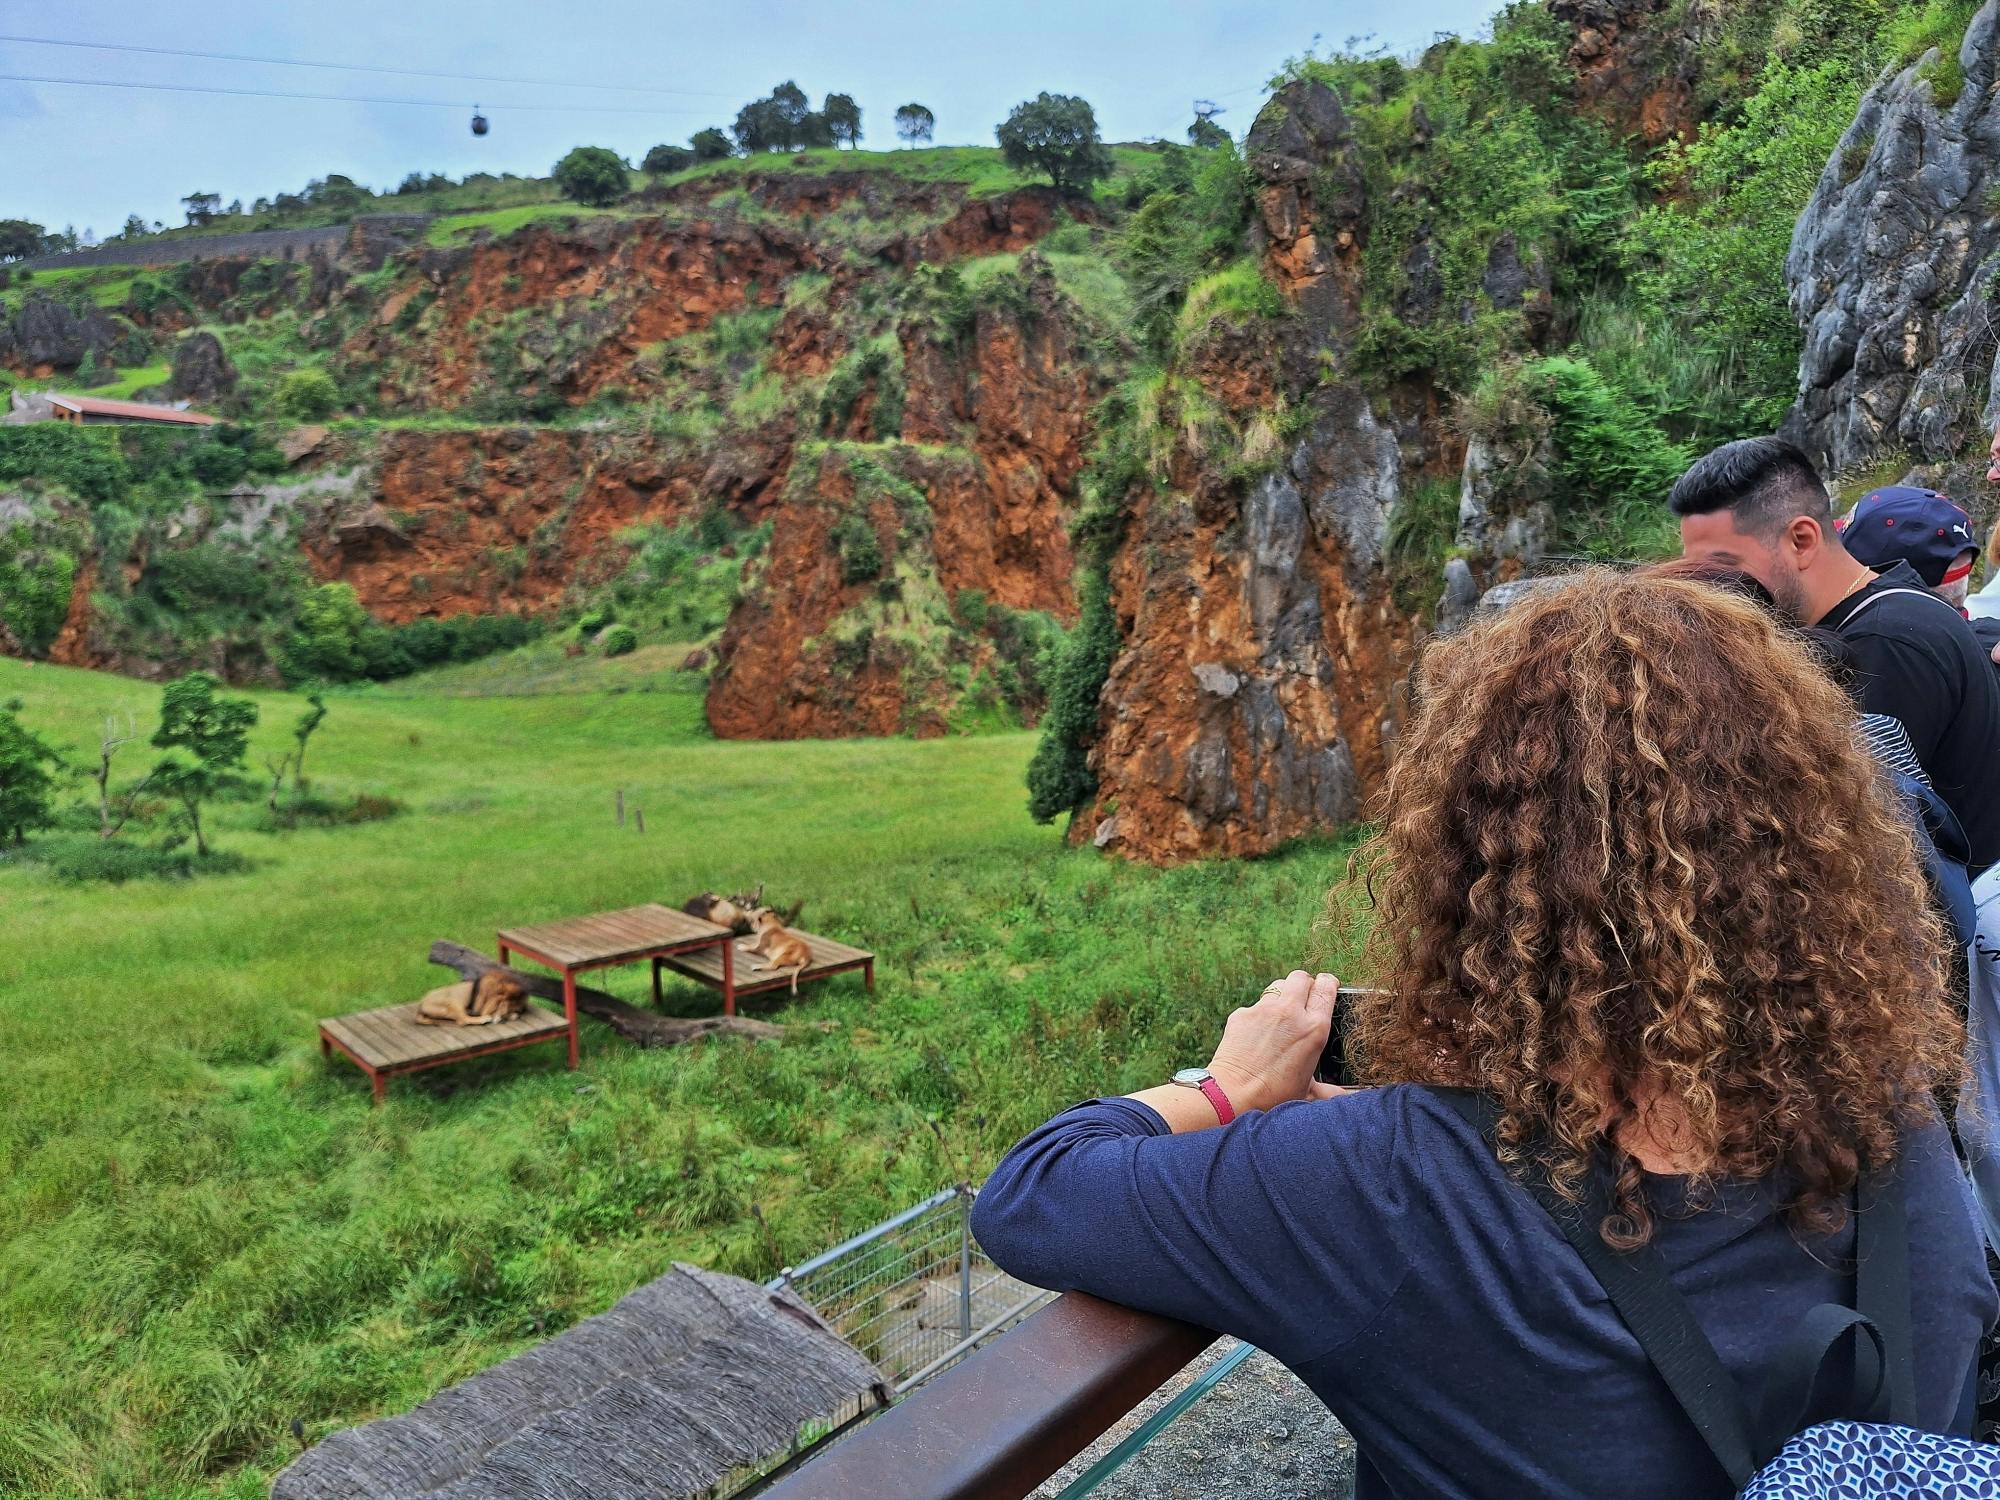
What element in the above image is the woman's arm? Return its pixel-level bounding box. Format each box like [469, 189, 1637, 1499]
[970, 974, 1409, 1367]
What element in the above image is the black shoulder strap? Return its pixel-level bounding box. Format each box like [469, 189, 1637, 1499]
[1435, 1090, 1916, 1483]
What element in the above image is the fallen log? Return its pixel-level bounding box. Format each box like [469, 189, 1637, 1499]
[428, 940, 788, 1048]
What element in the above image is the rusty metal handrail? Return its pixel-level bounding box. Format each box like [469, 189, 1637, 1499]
[761, 1293, 1217, 1500]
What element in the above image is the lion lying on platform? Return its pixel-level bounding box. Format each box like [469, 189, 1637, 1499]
[414, 971, 530, 1027]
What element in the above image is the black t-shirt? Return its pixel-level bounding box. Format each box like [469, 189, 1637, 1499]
[1821, 560, 2000, 874]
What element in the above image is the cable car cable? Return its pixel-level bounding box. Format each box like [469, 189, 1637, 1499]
[0, 32, 733, 96]
[0, 71, 713, 115]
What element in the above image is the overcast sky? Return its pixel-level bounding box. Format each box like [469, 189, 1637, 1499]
[2, 2, 1507, 236]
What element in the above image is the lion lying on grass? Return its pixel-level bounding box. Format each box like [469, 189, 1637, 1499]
[414, 970, 530, 1027]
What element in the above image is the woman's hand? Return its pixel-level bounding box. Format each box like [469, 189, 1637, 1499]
[1207, 971, 1345, 1115]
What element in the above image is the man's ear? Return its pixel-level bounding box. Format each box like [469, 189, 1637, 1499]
[1785, 515, 1825, 566]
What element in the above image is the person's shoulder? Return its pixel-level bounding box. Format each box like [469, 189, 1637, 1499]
[1271, 1084, 1500, 1179]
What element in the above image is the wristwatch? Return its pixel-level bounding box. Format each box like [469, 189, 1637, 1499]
[1170, 1067, 1236, 1125]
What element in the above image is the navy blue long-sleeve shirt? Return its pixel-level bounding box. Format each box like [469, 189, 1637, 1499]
[972, 1086, 1996, 1500]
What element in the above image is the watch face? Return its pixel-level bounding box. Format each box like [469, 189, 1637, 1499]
[1172, 1068, 1210, 1086]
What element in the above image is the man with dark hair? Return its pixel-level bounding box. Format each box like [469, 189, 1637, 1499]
[1674, 436, 2000, 873]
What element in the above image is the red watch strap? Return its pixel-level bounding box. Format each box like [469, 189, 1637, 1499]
[1197, 1074, 1235, 1125]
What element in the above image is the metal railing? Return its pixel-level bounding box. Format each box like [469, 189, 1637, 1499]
[768, 1184, 1048, 1392]
[761, 1293, 1218, 1500]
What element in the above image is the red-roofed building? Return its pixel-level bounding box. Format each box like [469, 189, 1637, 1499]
[46, 394, 218, 427]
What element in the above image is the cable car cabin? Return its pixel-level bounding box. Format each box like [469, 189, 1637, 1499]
[470, 109, 489, 136]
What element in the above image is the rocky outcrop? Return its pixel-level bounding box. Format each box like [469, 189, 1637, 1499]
[1082, 81, 1414, 862]
[708, 275, 1095, 740]
[0, 293, 121, 377]
[166, 330, 237, 404]
[1551, 0, 1702, 146]
[307, 426, 726, 622]
[1786, 2, 2000, 474]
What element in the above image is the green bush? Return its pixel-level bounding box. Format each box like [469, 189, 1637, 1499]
[1531, 354, 1687, 560]
[274, 368, 339, 421]
[642, 144, 695, 177]
[282, 582, 370, 682]
[832, 512, 883, 585]
[0, 425, 129, 503]
[553, 146, 630, 208]
[1026, 571, 1120, 825]
[31, 832, 247, 884]
[577, 607, 614, 635]
[0, 697, 62, 845]
[599, 623, 638, 656]
[0, 528, 77, 656]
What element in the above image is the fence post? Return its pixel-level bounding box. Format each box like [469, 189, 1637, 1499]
[616, 789, 625, 827]
[958, 1186, 974, 1343]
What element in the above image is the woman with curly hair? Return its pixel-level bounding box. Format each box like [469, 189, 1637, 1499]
[973, 571, 1995, 1498]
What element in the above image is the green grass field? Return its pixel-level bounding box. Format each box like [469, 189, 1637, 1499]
[0, 653, 1361, 1498]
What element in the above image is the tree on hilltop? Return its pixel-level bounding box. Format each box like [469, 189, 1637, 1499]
[895, 103, 935, 148]
[996, 93, 1112, 194]
[182, 192, 222, 226]
[691, 127, 733, 160]
[0, 220, 46, 262]
[824, 92, 862, 149]
[643, 143, 695, 176]
[553, 145, 630, 207]
[1188, 116, 1230, 149]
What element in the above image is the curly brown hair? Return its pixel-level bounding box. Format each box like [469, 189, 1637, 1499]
[1341, 570, 1960, 1246]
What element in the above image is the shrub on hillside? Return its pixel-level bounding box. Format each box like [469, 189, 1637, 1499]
[274, 368, 339, 421]
[831, 512, 884, 585]
[0, 528, 78, 657]
[996, 94, 1113, 194]
[553, 147, 630, 208]
[642, 144, 695, 177]
[599, 623, 638, 656]
[0, 425, 130, 503]
[1531, 354, 1687, 560]
[691, 128, 734, 161]
[1026, 572, 1120, 824]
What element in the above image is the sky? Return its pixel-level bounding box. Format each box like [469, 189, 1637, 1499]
[1, 2, 1507, 237]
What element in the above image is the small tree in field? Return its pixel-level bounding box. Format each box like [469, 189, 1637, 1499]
[895, 103, 935, 148]
[94, 711, 157, 838]
[824, 93, 862, 149]
[553, 146, 629, 207]
[690, 127, 733, 161]
[996, 94, 1112, 194]
[291, 692, 327, 792]
[151, 673, 258, 857]
[0, 697, 61, 846]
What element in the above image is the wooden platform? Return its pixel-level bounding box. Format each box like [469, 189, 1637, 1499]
[320, 1000, 572, 1104]
[497, 904, 730, 971]
[660, 928, 874, 1012]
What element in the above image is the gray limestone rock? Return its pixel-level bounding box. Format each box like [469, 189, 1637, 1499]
[166, 331, 238, 405]
[1786, 2, 2000, 472]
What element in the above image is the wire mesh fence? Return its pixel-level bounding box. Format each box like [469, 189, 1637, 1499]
[723, 1185, 1050, 1498]
[768, 1183, 1049, 1392]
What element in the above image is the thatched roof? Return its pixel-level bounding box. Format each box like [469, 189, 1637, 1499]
[272, 1263, 889, 1500]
